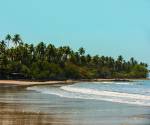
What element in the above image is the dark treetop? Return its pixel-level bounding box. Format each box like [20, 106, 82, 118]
[0, 34, 148, 80]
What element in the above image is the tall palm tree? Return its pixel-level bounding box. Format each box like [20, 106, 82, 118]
[74, 52, 80, 64]
[12, 34, 22, 47]
[78, 47, 85, 56]
[92, 55, 99, 66]
[116, 55, 123, 71]
[0, 40, 6, 53]
[29, 44, 34, 55]
[130, 57, 137, 66]
[36, 42, 46, 61]
[61, 46, 71, 61]
[46, 44, 56, 62]
[117, 55, 123, 62]
[86, 54, 91, 63]
[5, 34, 11, 48]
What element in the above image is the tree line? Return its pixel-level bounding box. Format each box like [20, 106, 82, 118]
[0, 34, 148, 80]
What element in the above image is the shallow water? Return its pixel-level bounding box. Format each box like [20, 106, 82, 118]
[28, 80, 150, 106]
[0, 80, 150, 125]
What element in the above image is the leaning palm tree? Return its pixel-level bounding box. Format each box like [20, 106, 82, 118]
[5, 34, 11, 48]
[12, 34, 22, 47]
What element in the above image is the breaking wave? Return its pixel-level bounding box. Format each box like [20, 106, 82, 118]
[27, 82, 150, 106]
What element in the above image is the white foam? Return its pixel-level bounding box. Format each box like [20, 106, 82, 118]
[99, 81, 132, 85]
[113, 82, 131, 85]
[27, 87, 62, 96]
[27, 85, 150, 106]
[101, 82, 115, 84]
[60, 86, 150, 106]
[61, 86, 150, 100]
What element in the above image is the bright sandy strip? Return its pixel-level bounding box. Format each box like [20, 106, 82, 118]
[0, 79, 120, 86]
[0, 78, 149, 86]
[0, 80, 76, 86]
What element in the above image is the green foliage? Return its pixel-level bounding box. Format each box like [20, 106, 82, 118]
[128, 65, 148, 78]
[21, 65, 30, 78]
[0, 34, 149, 80]
[96, 67, 112, 78]
[64, 63, 81, 79]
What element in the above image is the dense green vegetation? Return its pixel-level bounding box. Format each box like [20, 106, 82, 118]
[0, 34, 148, 80]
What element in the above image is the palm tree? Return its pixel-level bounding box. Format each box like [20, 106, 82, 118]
[36, 42, 46, 61]
[0, 40, 7, 71]
[29, 44, 34, 55]
[86, 54, 91, 63]
[78, 47, 85, 56]
[61, 46, 71, 61]
[12, 34, 22, 47]
[117, 55, 123, 62]
[0, 40, 6, 53]
[46, 44, 56, 62]
[0, 40, 6, 47]
[130, 57, 137, 66]
[100, 56, 105, 66]
[107, 57, 114, 68]
[5, 34, 11, 48]
[74, 52, 80, 64]
[92, 55, 99, 66]
[117, 55, 123, 71]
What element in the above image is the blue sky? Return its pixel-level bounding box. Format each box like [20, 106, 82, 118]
[0, 0, 150, 66]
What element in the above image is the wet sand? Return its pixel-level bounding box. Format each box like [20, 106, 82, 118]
[0, 108, 55, 125]
[0, 84, 150, 125]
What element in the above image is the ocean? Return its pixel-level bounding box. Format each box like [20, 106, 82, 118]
[28, 80, 150, 106]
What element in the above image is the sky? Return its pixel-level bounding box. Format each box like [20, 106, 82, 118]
[0, 0, 150, 67]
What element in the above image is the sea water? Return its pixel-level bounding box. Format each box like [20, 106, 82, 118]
[27, 80, 150, 106]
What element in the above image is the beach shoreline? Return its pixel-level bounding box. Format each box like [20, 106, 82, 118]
[0, 79, 150, 125]
[0, 78, 149, 86]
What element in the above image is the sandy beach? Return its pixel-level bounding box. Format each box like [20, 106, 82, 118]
[0, 80, 63, 85]
[0, 80, 150, 125]
[0, 82, 150, 125]
[0, 78, 139, 86]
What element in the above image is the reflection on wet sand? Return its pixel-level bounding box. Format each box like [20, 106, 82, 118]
[0, 85, 150, 125]
[0, 103, 69, 125]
